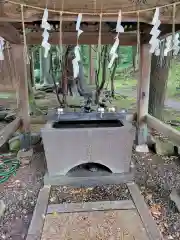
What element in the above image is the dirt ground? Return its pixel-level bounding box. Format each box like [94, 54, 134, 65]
[134, 152, 180, 240]
[0, 145, 45, 240]
[42, 209, 150, 240]
[0, 146, 179, 239]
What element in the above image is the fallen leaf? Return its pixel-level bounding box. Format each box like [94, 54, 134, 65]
[71, 189, 83, 194]
[49, 197, 56, 203]
[0, 200, 5, 217]
[146, 193, 153, 201]
[150, 204, 161, 217]
[163, 222, 168, 229]
[52, 211, 58, 217]
[168, 235, 173, 240]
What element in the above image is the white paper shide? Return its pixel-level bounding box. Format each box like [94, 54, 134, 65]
[164, 35, 172, 56]
[108, 10, 124, 69]
[0, 37, 5, 61]
[41, 8, 51, 58]
[72, 13, 83, 78]
[173, 33, 180, 55]
[149, 8, 161, 56]
[164, 33, 180, 56]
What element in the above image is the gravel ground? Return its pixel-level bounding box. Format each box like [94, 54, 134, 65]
[49, 184, 130, 204]
[0, 141, 180, 239]
[133, 152, 180, 240]
[0, 147, 45, 240]
[50, 152, 180, 240]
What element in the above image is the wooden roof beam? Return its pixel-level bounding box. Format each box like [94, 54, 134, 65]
[0, 0, 21, 43]
[0, 14, 177, 24]
[26, 31, 137, 45]
[0, 14, 150, 23]
[0, 22, 22, 43]
[142, 24, 180, 43]
[159, 24, 180, 39]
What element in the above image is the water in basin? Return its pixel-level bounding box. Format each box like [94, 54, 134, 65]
[52, 119, 124, 129]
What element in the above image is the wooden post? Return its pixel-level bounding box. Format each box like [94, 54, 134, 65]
[11, 44, 30, 133]
[136, 44, 151, 146]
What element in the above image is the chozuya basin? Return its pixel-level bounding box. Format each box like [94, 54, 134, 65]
[41, 111, 135, 177]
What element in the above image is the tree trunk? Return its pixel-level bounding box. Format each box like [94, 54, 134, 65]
[110, 58, 118, 98]
[95, 45, 108, 103]
[78, 62, 86, 91]
[132, 46, 137, 71]
[76, 62, 92, 98]
[148, 51, 170, 120]
[89, 45, 92, 84]
[49, 51, 63, 107]
[28, 50, 44, 116]
[28, 61, 38, 115]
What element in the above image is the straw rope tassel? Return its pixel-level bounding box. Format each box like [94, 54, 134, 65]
[98, 13, 102, 52]
[96, 13, 102, 73]
[93, 0, 97, 13]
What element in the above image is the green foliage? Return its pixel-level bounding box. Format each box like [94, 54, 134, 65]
[118, 46, 133, 67]
[32, 45, 134, 83]
[167, 60, 180, 99]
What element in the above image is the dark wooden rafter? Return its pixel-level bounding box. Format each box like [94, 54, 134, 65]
[24, 20, 179, 45]
[0, 4, 177, 46]
[26, 31, 138, 45]
[0, 0, 3, 16]
[0, 12, 150, 23]
[19, 21, 138, 32]
[1, 20, 177, 46]
[17, 21, 139, 45]
[141, 24, 180, 43]
[0, 0, 21, 43]
[0, 0, 178, 46]
[0, 23, 22, 43]
[159, 24, 180, 39]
